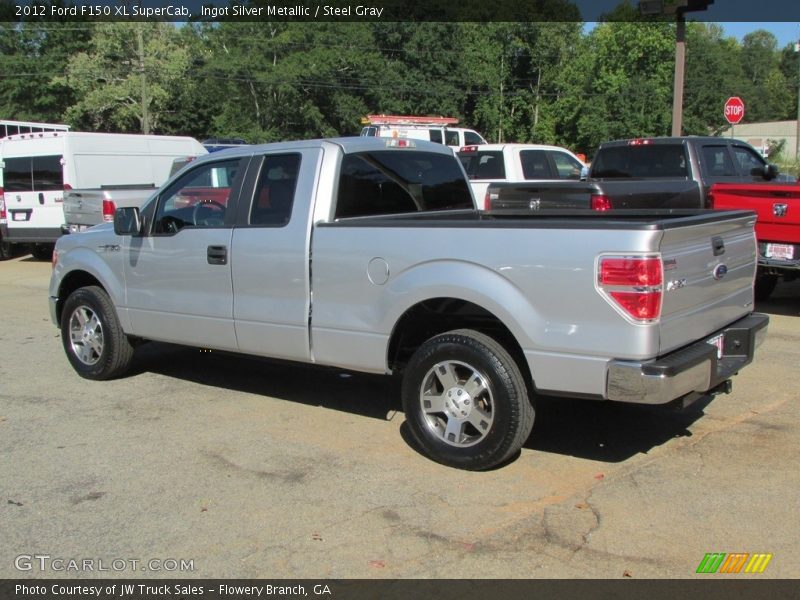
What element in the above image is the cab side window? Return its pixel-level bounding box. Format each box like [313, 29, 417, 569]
[249, 154, 301, 226]
[731, 145, 766, 176]
[153, 159, 241, 234]
[550, 152, 583, 180]
[700, 145, 736, 177]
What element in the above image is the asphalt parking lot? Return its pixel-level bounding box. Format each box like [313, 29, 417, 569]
[1, 254, 798, 579]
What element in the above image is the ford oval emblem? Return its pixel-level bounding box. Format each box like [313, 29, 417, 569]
[713, 264, 728, 280]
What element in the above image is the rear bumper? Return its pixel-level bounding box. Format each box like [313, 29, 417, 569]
[606, 313, 769, 405]
[758, 258, 800, 272]
[4, 226, 63, 244]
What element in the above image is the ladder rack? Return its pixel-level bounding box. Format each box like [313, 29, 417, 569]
[361, 114, 460, 127]
[1, 120, 70, 139]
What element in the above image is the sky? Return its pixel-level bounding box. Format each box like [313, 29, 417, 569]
[721, 22, 799, 48]
[583, 22, 800, 49]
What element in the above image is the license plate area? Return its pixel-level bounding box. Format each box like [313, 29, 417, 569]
[707, 333, 724, 359]
[765, 243, 794, 260]
[10, 209, 32, 222]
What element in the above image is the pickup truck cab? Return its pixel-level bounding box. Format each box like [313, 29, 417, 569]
[50, 137, 768, 470]
[458, 143, 586, 208]
[587, 136, 785, 209]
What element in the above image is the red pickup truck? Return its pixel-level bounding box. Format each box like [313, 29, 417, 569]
[711, 182, 800, 300]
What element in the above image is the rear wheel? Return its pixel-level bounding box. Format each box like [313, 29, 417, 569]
[0, 233, 11, 261]
[60, 286, 134, 380]
[402, 329, 534, 470]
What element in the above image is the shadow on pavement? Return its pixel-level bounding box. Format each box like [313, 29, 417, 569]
[132, 341, 403, 422]
[526, 393, 712, 463]
[133, 340, 720, 466]
[756, 278, 800, 317]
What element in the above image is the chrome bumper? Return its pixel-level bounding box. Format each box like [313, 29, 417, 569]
[607, 313, 769, 405]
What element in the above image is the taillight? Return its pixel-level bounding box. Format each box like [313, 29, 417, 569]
[52, 248, 58, 269]
[0, 188, 6, 221]
[63, 183, 72, 191]
[597, 256, 663, 322]
[591, 194, 611, 211]
[102, 199, 116, 222]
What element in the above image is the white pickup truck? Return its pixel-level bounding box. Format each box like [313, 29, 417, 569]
[49, 138, 768, 470]
[458, 143, 586, 208]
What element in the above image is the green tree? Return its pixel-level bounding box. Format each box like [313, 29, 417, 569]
[554, 21, 674, 154]
[57, 23, 192, 133]
[0, 20, 93, 123]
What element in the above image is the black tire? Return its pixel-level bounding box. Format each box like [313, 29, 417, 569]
[60, 286, 134, 380]
[30, 243, 54, 261]
[401, 329, 534, 470]
[0, 236, 11, 261]
[754, 273, 778, 302]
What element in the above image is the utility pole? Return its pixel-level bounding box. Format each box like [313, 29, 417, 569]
[795, 36, 799, 161]
[137, 26, 150, 135]
[671, 12, 686, 136]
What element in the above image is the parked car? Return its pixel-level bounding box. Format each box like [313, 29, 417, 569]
[586, 136, 786, 208]
[360, 115, 486, 149]
[50, 137, 767, 470]
[1, 130, 205, 258]
[457, 143, 587, 207]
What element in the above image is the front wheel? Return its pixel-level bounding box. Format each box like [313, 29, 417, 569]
[401, 329, 534, 470]
[60, 286, 134, 380]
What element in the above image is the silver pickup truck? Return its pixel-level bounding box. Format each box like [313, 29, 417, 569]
[49, 138, 768, 470]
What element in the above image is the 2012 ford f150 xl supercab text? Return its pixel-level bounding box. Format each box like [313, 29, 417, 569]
[49, 138, 768, 470]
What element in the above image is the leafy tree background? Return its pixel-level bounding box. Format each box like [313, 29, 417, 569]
[1, 19, 798, 159]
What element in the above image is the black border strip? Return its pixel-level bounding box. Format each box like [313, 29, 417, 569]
[2, 579, 800, 600]
[3, 0, 800, 23]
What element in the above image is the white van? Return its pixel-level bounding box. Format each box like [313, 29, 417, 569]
[360, 115, 487, 149]
[0, 130, 206, 258]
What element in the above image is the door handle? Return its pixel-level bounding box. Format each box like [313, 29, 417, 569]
[38, 192, 45, 205]
[207, 245, 227, 265]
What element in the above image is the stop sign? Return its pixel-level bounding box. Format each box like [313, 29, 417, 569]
[724, 96, 745, 124]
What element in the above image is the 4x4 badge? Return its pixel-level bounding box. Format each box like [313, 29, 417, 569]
[773, 203, 788, 217]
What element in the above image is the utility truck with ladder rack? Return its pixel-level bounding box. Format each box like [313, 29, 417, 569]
[360, 114, 487, 148]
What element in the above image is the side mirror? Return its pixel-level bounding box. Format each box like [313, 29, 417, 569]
[580, 166, 589, 181]
[762, 164, 779, 181]
[114, 207, 142, 236]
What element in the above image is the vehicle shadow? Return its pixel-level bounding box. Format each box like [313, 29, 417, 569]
[133, 341, 713, 466]
[756, 278, 800, 317]
[131, 341, 403, 421]
[525, 394, 712, 463]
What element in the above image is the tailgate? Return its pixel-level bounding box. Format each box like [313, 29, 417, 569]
[711, 182, 800, 244]
[485, 181, 598, 212]
[63, 190, 104, 228]
[658, 212, 757, 354]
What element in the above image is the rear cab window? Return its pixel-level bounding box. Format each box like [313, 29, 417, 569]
[459, 150, 505, 180]
[592, 143, 688, 178]
[335, 151, 473, 219]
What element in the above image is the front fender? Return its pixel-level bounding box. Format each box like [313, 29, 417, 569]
[51, 240, 128, 331]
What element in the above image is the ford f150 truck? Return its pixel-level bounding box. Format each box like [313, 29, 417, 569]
[710, 181, 800, 300]
[587, 136, 790, 209]
[49, 137, 768, 470]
